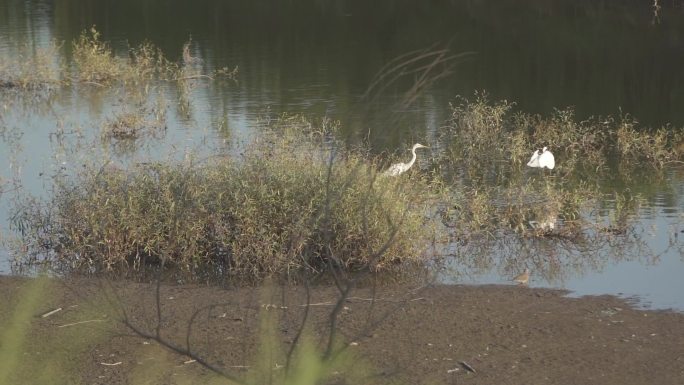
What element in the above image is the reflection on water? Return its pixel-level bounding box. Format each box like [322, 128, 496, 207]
[1, 0, 684, 310]
[449, 204, 684, 311]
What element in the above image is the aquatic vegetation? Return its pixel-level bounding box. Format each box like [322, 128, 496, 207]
[443, 93, 684, 182]
[0, 42, 63, 91]
[615, 118, 684, 168]
[433, 94, 683, 279]
[10, 116, 445, 279]
[438, 93, 679, 235]
[71, 28, 129, 85]
[102, 104, 166, 141]
[71, 27, 200, 86]
[443, 179, 596, 239]
[1, 26, 237, 94]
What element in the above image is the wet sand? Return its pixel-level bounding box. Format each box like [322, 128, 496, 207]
[2, 276, 683, 384]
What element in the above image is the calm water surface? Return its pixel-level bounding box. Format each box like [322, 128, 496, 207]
[1, 0, 683, 310]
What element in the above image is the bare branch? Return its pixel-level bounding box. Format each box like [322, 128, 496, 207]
[363, 43, 476, 107]
[122, 318, 247, 384]
[284, 280, 311, 380]
[155, 260, 164, 339]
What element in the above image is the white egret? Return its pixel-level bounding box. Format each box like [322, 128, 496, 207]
[383, 143, 429, 176]
[539, 147, 555, 169]
[526, 146, 555, 169]
[526, 149, 541, 168]
[512, 268, 530, 285]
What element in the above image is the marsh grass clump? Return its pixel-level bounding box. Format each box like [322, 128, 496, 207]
[11, 116, 444, 279]
[102, 104, 166, 141]
[71, 27, 127, 84]
[443, 94, 684, 182]
[443, 179, 596, 240]
[445, 94, 514, 175]
[2, 26, 231, 95]
[0, 42, 63, 91]
[615, 118, 684, 168]
[72, 27, 180, 86]
[103, 111, 149, 140]
[439, 94, 671, 262]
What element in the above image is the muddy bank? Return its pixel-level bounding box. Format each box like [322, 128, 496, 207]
[1, 276, 683, 384]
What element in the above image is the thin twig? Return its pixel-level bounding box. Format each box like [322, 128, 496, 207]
[100, 361, 123, 366]
[41, 307, 63, 318]
[58, 319, 105, 328]
[460, 361, 476, 373]
[177, 74, 214, 81]
[345, 296, 426, 303]
[298, 302, 333, 306]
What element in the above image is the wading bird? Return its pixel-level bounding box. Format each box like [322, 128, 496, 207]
[512, 268, 530, 285]
[384, 143, 429, 176]
[526, 146, 555, 169]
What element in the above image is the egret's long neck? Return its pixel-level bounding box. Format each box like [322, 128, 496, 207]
[406, 148, 418, 168]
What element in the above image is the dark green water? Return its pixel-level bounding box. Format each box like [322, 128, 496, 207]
[3, 0, 684, 144]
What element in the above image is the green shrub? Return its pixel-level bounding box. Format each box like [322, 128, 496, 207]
[11, 116, 444, 280]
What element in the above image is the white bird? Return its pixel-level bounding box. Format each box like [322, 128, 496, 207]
[526, 146, 555, 169]
[383, 143, 429, 176]
[527, 149, 541, 168]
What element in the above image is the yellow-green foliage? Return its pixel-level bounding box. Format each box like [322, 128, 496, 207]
[2, 26, 236, 94]
[445, 94, 684, 177]
[244, 285, 364, 385]
[72, 27, 180, 86]
[71, 27, 126, 84]
[12, 116, 444, 279]
[247, 313, 357, 385]
[616, 118, 684, 168]
[0, 42, 63, 90]
[0, 278, 50, 385]
[1, 26, 240, 96]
